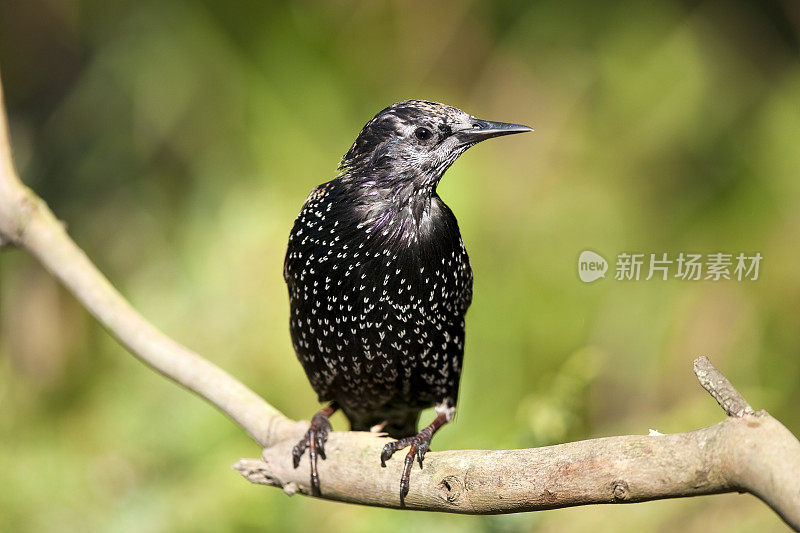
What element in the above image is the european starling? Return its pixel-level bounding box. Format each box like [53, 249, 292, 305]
[284, 100, 531, 503]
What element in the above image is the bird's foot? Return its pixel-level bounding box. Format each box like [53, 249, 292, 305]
[380, 410, 450, 506]
[380, 433, 430, 505]
[292, 403, 338, 496]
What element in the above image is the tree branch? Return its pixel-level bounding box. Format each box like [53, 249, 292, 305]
[1, 68, 798, 529]
[693, 355, 755, 417]
[235, 411, 800, 522]
[0, 69, 294, 448]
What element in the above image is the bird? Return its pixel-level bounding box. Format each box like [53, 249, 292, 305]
[284, 99, 532, 504]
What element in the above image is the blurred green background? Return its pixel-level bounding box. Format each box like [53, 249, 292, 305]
[1, 0, 799, 531]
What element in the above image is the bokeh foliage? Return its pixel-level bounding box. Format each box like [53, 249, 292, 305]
[1, 1, 798, 531]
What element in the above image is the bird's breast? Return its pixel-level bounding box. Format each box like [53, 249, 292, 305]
[284, 180, 473, 407]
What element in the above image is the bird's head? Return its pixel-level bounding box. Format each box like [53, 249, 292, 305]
[339, 100, 532, 191]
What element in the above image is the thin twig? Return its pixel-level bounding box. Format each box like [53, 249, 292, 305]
[693, 356, 755, 417]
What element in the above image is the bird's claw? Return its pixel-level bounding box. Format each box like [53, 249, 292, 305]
[292, 409, 334, 496]
[380, 432, 434, 506]
[416, 440, 430, 469]
[380, 439, 400, 467]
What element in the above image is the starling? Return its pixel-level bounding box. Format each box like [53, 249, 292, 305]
[284, 100, 531, 503]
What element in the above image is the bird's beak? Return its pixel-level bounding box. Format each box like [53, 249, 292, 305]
[455, 118, 533, 144]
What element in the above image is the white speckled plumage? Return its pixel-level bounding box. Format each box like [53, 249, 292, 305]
[284, 100, 531, 499]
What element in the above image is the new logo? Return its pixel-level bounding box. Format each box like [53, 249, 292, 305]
[578, 250, 608, 283]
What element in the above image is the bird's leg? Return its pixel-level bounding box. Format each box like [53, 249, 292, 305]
[292, 402, 338, 496]
[380, 402, 455, 506]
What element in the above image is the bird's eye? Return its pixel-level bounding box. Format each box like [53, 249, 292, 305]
[414, 127, 432, 141]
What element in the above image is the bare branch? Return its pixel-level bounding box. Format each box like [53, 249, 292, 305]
[233, 358, 800, 527]
[693, 355, 755, 417]
[1, 68, 798, 529]
[235, 413, 800, 525]
[0, 69, 294, 448]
